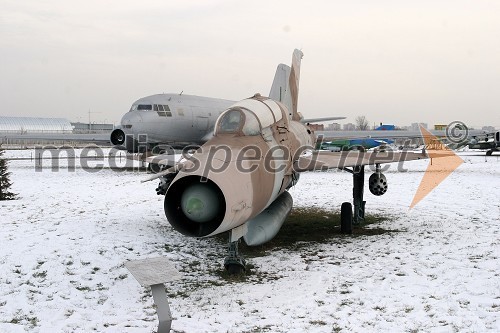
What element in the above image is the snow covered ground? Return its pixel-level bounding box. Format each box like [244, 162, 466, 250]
[1, 149, 499, 332]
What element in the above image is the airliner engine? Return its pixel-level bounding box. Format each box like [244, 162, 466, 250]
[110, 128, 125, 146]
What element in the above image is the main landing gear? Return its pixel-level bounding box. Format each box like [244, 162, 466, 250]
[340, 164, 387, 234]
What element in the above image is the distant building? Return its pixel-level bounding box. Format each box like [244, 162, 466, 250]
[411, 123, 428, 131]
[0, 116, 73, 134]
[309, 124, 324, 131]
[434, 124, 447, 131]
[71, 122, 114, 133]
[326, 123, 341, 131]
[482, 126, 496, 132]
[343, 123, 356, 131]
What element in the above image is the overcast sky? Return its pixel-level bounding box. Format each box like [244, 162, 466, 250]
[1, 0, 499, 128]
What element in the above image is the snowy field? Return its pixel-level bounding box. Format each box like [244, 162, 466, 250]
[1, 149, 499, 332]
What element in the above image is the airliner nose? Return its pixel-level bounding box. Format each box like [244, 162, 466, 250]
[121, 112, 143, 128]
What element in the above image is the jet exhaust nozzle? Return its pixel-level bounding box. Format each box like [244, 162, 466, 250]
[164, 176, 226, 237]
[369, 173, 388, 196]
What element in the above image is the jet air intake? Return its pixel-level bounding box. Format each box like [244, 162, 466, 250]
[164, 176, 226, 237]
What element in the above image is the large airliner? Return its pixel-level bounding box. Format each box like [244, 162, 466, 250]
[110, 63, 345, 153]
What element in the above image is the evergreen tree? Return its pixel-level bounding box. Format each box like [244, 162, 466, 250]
[0, 146, 16, 200]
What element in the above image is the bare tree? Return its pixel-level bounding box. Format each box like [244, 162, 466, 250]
[355, 116, 369, 130]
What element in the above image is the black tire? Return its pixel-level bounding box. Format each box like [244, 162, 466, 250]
[341, 202, 353, 234]
[226, 263, 246, 275]
[486, 150, 493, 156]
[147, 163, 163, 174]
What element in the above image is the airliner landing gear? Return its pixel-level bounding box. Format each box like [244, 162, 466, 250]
[224, 236, 246, 275]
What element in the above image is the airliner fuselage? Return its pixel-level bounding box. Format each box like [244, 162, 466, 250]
[111, 94, 235, 151]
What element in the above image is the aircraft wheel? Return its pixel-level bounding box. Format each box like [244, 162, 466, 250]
[340, 202, 353, 234]
[147, 163, 163, 174]
[486, 150, 493, 156]
[225, 263, 246, 275]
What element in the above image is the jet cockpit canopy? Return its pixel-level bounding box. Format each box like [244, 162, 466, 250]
[215, 96, 285, 137]
[215, 108, 261, 136]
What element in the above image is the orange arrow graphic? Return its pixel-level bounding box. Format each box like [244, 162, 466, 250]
[409, 126, 464, 209]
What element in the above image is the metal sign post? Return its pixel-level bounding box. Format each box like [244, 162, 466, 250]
[125, 257, 181, 333]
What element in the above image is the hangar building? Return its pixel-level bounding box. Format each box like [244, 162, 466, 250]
[0, 116, 73, 134]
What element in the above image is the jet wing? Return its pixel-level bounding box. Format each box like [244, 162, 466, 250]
[316, 129, 490, 141]
[301, 116, 346, 123]
[295, 150, 429, 171]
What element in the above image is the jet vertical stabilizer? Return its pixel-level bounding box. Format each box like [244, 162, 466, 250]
[269, 64, 291, 103]
[284, 49, 304, 121]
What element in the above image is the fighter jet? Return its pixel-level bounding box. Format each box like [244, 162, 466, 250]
[145, 49, 431, 274]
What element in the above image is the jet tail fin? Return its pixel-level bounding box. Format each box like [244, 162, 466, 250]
[286, 49, 304, 121]
[269, 64, 290, 104]
[269, 50, 303, 120]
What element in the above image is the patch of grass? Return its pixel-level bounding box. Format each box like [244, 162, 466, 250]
[32, 271, 47, 279]
[404, 306, 414, 313]
[214, 207, 395, 258]
[167, 290, 190, 299]
[116, 274, 128, 280]
[9, 310, 38, 328]
[211, 262, 283, 283]
[240, 325, 274, 333]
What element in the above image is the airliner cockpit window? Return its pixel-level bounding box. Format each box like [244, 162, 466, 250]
[137, 104, 152, 111]
[218, 110, 242, 133]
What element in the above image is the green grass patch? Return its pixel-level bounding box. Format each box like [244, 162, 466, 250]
[215, 206, 396, 258]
